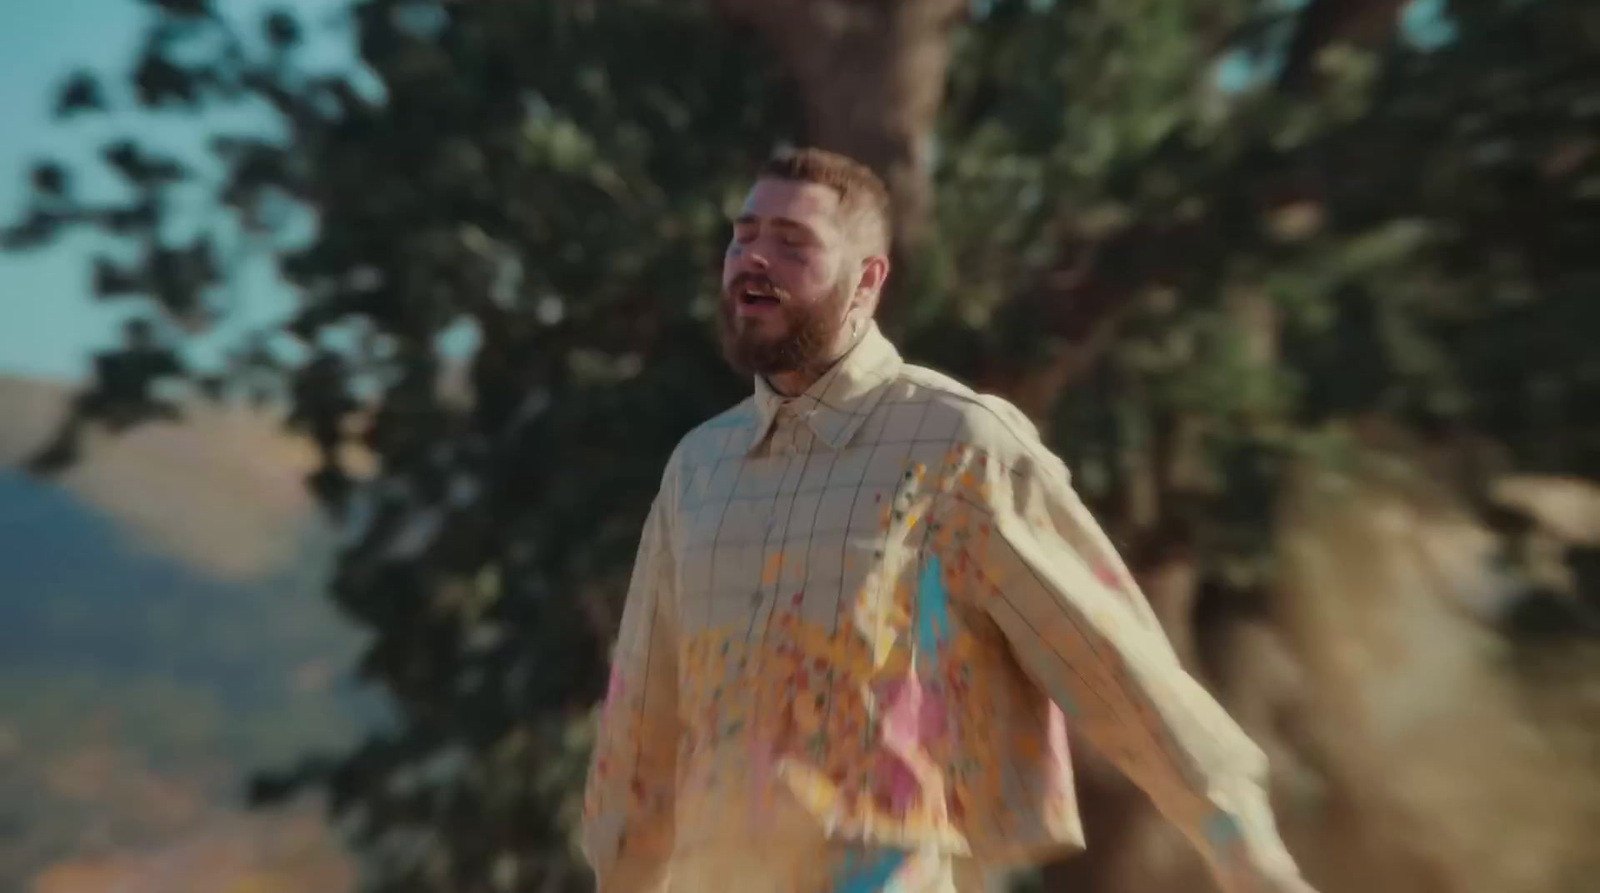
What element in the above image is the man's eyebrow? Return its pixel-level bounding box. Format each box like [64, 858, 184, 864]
[732, 214, 820, 237]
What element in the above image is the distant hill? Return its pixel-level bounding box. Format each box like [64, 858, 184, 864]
[0, 377, 370, 893]
[0, 377, 324, 581]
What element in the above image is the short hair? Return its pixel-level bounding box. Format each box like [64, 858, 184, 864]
[759, 148, 892, 253]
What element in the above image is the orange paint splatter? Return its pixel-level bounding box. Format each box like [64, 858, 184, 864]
[761, 551, 786, 586]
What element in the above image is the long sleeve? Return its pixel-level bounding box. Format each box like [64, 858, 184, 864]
[960, 441, 1303, 891]
[580, 491, 681, 893]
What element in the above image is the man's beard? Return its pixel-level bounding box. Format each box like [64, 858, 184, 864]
[719, 274, 852, 380]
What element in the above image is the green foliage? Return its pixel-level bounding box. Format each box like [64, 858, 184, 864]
[6, 0, 1598, 890]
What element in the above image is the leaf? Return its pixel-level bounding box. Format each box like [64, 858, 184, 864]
[24, 425, 82, 477]
[101, 140, 188, 186]
[146, 237, 223, 319]
[103, 141, 141, 178]
[0, 209, 61, 251]
[30, 163, 69, 198]
[133, 50, 200, 108]
[197, 374, 228, 401]
[93, 256, 146, 298]
[263, 9, 302, 48]
[100, 200, 160, 236]
[141, 0, 213, 17]
[54, 72, 105, 117]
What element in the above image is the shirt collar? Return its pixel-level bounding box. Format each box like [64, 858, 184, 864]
[747, 321, 903, 454]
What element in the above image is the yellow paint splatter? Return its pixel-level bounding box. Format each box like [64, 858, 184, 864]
[761, 551, 786, 586]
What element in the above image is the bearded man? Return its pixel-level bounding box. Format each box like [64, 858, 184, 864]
[581, 148, 1315, 893]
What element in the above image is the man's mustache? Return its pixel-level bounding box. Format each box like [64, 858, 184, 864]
[725, 273, 790, 301]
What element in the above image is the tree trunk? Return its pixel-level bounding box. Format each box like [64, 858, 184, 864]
[1277, 0, 1411, 92]
[709, 0, 967, 244]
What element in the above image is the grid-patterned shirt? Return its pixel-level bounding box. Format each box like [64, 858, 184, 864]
[581, 323, 1295, 892]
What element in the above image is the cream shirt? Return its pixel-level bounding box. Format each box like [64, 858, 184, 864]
[582, 323, 1296, 892]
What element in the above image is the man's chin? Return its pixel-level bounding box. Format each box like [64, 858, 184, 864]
[720, 331, 794, 372]
[724, 347, 792, 377]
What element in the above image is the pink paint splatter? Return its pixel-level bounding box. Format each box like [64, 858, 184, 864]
[605, 664, 626, 706]
[875, 673, 949, 815]
[880, 673, 949, 745]
[748, 734, 781, 826]
[880, 673, 924, 747]
[1044, 702, 1073, 781]
[876, 754, 921, 814]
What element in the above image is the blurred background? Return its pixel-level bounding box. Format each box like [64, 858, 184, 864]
[1, 1, 1597, 892]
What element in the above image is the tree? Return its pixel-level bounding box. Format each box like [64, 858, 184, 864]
[8, 0, 1599, 891]
[12, 2, 803, 890]
[710, 0, 968, 248]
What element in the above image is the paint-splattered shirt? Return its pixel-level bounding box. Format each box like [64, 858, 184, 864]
[581, 324, 1297, 893]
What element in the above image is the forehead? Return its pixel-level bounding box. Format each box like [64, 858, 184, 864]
[739, 178, 843, 230]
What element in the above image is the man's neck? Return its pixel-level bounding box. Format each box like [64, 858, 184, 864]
[766, 369, 820, 398]
[765, 328, 864, 397]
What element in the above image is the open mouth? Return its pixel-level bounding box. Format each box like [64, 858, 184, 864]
[737, 283, 782, 308]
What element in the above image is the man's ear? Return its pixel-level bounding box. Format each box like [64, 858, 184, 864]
[856, 254, 891, 310]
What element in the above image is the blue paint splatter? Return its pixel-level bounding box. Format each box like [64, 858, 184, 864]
[833, 850, 908, 892]
[917, 554, 951, 655]
[1204, 810, 1243, 863]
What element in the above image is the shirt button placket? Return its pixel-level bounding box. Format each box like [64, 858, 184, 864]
[772, 404, 795, 454]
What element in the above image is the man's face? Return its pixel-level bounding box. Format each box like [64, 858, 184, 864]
[719, 178, 860, 379]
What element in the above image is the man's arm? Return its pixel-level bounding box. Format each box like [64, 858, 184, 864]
[956, 437, 1310, 893]
[580, 490, 680, 893]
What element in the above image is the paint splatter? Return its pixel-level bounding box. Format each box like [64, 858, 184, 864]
[876, 673, 949, 815]
[748, 733, 780, 824]
[881, 674, 926, 750]
[1094, 563, 1122, 590]
[877, 752, 921, 815]
[1205, 810, 1243, 864]
[916, 555, 951, 657]
[605, 663, 626, 705]
[833, 849, 907, 892]
[762, 550, 787, 586]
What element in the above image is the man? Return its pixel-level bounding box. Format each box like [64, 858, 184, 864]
[582, 148, 1314, 893]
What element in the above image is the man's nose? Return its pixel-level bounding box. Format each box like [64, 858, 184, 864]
[739, 246, 771, 273]
[732, 240, 771, 275]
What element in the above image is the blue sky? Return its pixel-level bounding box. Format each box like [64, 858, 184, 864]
[0, 0, 353, 383]
[1, 0, 154, 381]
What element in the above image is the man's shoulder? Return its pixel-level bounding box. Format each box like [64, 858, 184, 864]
[885, 362, 1046, 457]
[668, 396, 761, 469]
